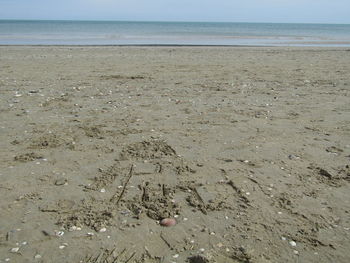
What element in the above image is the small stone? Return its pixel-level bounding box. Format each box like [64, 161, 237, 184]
[281, 236, 286, 241]
[289, 241, 297, 247]
[10, 247, 19, 253]
[173, 254, 179, 258]
[34, 254, 42, 259]
[199, 248, 205, 252]
[100, 188, 106, 193]
[160, 218, 177, 227]
[293, 250, 299, 255]
[87, 232, 94, 236]
[59, 245, 66, 249]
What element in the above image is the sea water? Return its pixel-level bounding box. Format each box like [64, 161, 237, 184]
[1, 20, 350, 46]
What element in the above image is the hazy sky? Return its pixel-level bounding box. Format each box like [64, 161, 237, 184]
[1, 0, 349, 24]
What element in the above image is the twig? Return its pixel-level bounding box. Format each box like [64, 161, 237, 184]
[124, 251, 136, 263]
[160, 232, 173, 250]
[112, 248, 126, 263]
[192, 187, 207, 215]
[110, 164, 134, 205]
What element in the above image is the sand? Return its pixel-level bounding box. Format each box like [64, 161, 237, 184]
[0, 46, 349, 263]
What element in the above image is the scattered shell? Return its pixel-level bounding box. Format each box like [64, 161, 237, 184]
[55, 230, 64, 236]
[199, 248, 205, 252]
[99, 227, 107, 233]
[59, 245, 66, 249]
[69, 226, 81, 231]
[34, 254, 42, 259]
[289, 241, 297, 247]
[55, 178, 67, 186]
[10, 247, 19, 253]
[87, 232, 94, 236]
[100, 188, 106, 193]
[173, 254, 179, 258]
[183, 217, 188, 221]
[160, 218, 177, 227]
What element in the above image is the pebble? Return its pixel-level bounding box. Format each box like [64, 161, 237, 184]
[34, 254, 42, 259]
[199, 248, 205, 252]
[10, 247, 19, 253]
[100, 188, 106, 193]
[172, 254, 179, 258]
[289, 241, 297, 247]
[59, 245, 66, 249]
[293, 250, 299, 255]
[160, 218, 177, 227]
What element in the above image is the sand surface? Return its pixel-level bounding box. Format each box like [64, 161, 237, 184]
[0, 46, 349, 263]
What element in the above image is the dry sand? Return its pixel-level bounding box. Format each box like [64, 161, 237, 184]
[0, 46, 349, 262]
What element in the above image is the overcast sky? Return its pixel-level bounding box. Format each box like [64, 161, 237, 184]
[1, 0, 349, 24]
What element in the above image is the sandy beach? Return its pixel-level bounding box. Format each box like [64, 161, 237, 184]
[0, 46, 349, 262]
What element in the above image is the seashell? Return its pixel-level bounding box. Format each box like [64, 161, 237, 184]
[160, 218, 177, 227]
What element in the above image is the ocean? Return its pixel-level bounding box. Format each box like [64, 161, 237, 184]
[1, 20, 350, 46]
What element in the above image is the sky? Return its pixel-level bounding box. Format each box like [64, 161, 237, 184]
[0, 0, 349, 24]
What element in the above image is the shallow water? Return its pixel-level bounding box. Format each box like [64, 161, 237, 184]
[1, 20, 350, 46]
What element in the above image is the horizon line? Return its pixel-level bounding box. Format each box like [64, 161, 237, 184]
[1, 19, 349, 26]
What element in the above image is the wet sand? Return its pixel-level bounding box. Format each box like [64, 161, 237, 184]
[0, 46, 349, 262]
